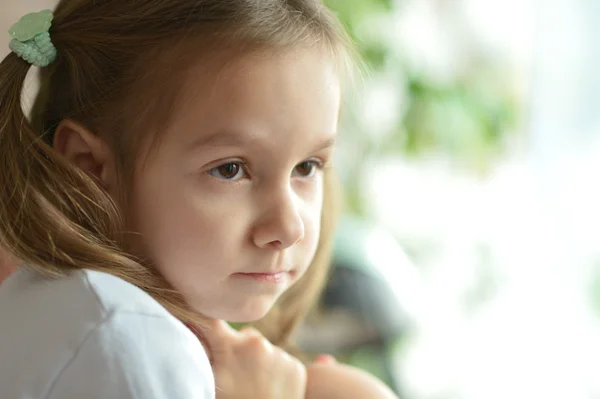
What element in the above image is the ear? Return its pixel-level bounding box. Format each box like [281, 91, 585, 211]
[53, 119, 116, 189]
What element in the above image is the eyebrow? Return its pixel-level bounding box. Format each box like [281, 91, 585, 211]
[188, 130, 337, 153]
[311, 137, 337, 152]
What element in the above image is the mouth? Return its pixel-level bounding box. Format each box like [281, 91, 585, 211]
[233, 271, 293, 283]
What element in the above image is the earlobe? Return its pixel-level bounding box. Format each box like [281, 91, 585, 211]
[53, 119, 115, 188]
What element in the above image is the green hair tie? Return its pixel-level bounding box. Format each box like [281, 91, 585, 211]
[8, 9, 57, 68]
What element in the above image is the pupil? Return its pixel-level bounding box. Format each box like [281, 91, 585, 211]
[219, 163, 239, 178]
[298, 162, 312, 176]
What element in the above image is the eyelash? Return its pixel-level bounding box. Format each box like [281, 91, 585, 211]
[208, 159, 326, 181]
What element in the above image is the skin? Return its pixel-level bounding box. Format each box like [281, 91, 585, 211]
[306, 363, 399, 399]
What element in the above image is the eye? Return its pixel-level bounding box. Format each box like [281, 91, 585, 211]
[208, 162, 246, 180]
[293, 160, 322, 178]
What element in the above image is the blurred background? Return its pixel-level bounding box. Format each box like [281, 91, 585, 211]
[3, 1, 600, 398]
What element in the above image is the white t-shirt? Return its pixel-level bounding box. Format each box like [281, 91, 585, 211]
[0, 267, 215, 399]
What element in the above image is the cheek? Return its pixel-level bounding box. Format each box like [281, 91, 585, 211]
[300, 187, 325, 261]
[129, 167, 255, 280]
[128, 171, 211, 263]
[135, 190, 218, 257]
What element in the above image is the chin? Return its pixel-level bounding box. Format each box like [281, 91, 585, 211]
[221, 297, 280, 323]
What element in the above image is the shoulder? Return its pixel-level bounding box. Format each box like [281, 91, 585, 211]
[46, 310, 214, 399]
[0, 267, 171, 320]
[0, 268, 214, 399]
[81, 269, 173, 317]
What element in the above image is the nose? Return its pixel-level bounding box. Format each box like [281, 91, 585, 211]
[252, 186, 305, 250]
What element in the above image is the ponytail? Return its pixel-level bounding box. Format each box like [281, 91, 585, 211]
[0, 52, 203, 326]
[0, 53, 114, 273]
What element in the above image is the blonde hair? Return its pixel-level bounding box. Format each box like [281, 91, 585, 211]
[0, 0, 353, 353]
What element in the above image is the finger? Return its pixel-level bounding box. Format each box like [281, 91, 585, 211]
[239, 326, 262, 337]
[241, 328, 273, 353]
[199, 319, 239, 345]
[314, 354, 337, 365]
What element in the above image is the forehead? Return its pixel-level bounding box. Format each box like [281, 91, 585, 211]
[161, 47, 341, 152]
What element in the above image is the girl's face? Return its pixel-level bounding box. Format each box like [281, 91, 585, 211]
[129, 49, 341, 322]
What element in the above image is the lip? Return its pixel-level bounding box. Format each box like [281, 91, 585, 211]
[233, 271, 291, 283]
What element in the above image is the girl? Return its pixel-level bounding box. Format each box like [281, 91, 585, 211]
[0, 1, 397, 398]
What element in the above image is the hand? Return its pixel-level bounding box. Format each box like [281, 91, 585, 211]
[313, 354, 337, 365]
[306, 361, 399, 399]
[200, 320, 307, 399]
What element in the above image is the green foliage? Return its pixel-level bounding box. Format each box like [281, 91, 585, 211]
[324, 0, 521, 215]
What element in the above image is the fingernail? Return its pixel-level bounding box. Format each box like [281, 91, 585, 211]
[315, 354, 336, 364]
